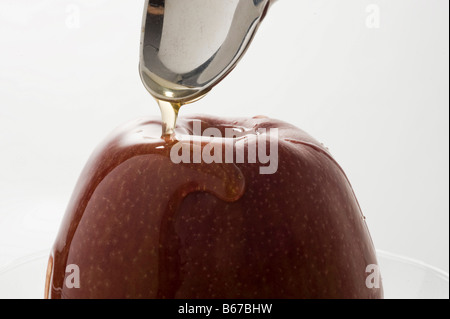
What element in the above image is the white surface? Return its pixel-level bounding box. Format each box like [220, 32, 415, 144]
[0, 0, 449, 273]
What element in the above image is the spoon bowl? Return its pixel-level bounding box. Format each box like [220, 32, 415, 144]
[139, 0, 272, 104]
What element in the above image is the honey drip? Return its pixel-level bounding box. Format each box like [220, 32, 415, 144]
[157, 99, 182, 139]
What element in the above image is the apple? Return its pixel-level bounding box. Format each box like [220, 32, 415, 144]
[45, 115, 383, 299]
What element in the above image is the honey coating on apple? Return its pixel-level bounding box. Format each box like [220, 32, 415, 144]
[46, 118, 246, 298]
[46, 115, 383, 299]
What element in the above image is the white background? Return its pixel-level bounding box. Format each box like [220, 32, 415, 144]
[0, 0, 448, 274]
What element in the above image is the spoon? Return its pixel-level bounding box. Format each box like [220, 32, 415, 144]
[139, 0, 275, 137]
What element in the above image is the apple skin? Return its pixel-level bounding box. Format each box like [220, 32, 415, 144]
[46, 115, 383, 299]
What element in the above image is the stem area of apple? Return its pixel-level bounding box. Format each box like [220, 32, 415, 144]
[170, 120, 279, 175]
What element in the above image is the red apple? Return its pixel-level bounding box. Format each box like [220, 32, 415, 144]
[45, 115, 383, 299]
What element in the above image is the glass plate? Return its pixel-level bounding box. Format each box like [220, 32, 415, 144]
[0, 250, 448, 299]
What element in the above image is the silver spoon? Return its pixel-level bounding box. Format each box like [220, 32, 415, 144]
[139, 0, 275, 137]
